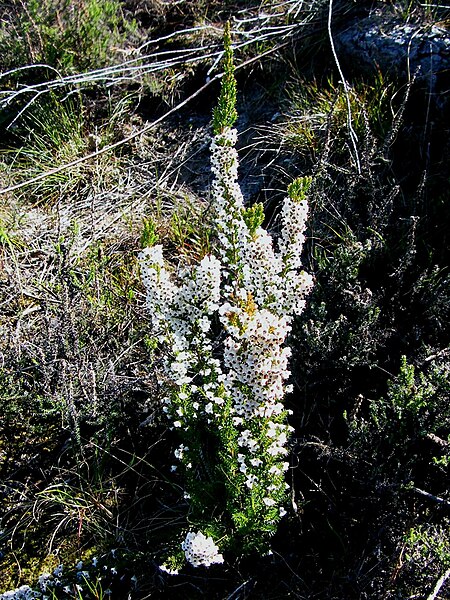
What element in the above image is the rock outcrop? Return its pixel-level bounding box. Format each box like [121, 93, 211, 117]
[335, 13, 450, 107]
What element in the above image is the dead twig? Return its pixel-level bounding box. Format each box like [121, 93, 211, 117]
[412, 486, 450, 506]
[427, 568, 450, 600]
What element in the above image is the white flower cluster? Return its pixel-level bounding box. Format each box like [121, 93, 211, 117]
[208, 126, 313, 513]
[181, 531, 224, 567]
[139, 249, 225, 427]
[210, 127, 313, 315]
[158, 564, 179, 575]
[1, 586, 39, 600]
[210, 129, 248, 281]
[0, 571, 55, 600]
[139, 249, 221, 336]
[139, 245, 176, 333]
[220, 306, 292, 418]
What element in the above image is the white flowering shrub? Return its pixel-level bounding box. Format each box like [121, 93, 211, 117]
[139, 23, 313, 567]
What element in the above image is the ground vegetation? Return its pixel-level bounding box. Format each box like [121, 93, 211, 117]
[0, 1, 449, 598]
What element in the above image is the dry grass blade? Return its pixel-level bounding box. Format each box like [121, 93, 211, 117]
[0, 3, 328, 118]
[0, 39, 292, 198]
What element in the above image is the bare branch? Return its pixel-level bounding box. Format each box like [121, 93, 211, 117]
[427, 568, 450, 600]
[413, 487, 450, 506]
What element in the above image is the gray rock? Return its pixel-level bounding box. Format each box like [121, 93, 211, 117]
[335, 13, 450, 92]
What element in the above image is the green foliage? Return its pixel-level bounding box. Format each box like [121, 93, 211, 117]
[299, 227, 380, 374]
[11, 96, 86, 201]
[212, 21, 238, 135]
[347, 356, 450, 480]
[0, 0, 137, 73]
[0, 225, 161, 595]
[1, 93, 123, 204]
[282, 74, 393, 159]
[383, 356, 434, 423]
[168, 197, 211, 259]
[288, 176, 312, 202]
[391, 0, 450, 22]
[1, 227, 143, 444]
[242, 202, 265, 238]
[0, 0, 448, 596]
[0, 363, 55, 440]
[400, 521, 450, 594]
[405, 522, 450, 566]
[140, 218, 159, 248]
[0, 217, 23, 250]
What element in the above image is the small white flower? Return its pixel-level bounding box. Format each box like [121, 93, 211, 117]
[38, 573, 52, 591]
[263, 497, 276, 507]
[245, 474, 258, 489]
[53, 564, 63, 577]
[198, 317, 211, 332]
[159, 564, 179, 575]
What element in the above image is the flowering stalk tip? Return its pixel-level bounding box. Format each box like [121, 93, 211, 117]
[213, 21, 238, 135]
[287, 176, 312, 202]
